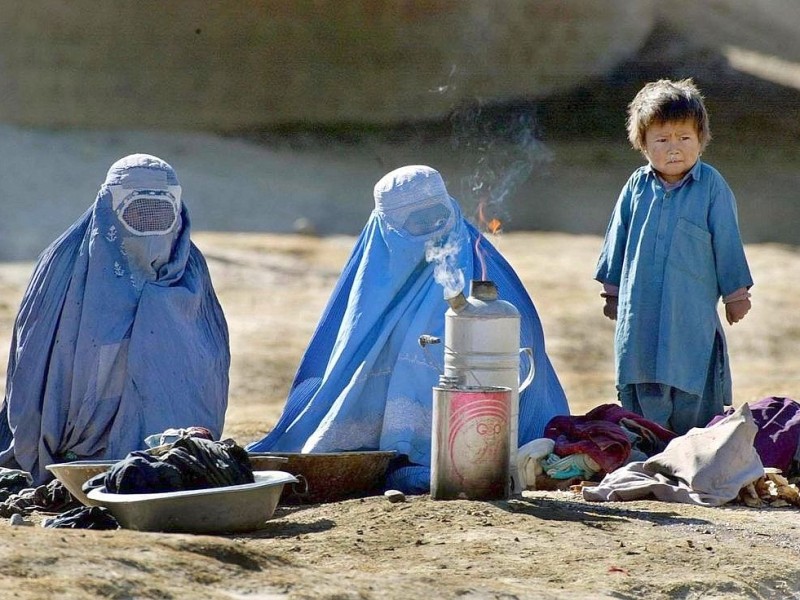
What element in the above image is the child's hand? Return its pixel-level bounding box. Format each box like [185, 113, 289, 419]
[723, 287, 751, 325]
[725, 298, 751, 325]
[601, 292, 618, 321]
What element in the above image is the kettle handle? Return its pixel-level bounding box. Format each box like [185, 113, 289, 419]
[519, 347, 535, 393]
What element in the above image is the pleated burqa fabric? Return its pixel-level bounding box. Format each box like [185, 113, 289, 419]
[247, 165, 568, 492]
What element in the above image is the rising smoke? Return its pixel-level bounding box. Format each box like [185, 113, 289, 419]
[451, 102, 552, 229]
[424, 66, 552, 296]
[425, 233, 465, 300]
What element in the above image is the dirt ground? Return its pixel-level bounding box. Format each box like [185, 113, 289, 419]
[2, 226, 800, 599]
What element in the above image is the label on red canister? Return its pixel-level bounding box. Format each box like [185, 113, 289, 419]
[431, 386, 511, 500]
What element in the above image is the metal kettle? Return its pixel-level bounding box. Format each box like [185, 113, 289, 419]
[442, 279, 534, 493]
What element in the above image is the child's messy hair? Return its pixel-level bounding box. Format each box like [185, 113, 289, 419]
[626, 78, 711, 153]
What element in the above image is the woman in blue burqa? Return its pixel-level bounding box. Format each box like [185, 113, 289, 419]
[0, 154, 230, 484]
[247, 165, 569, 492]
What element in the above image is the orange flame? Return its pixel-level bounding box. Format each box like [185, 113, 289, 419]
[474, 200, 503, 280]
[476, 201, 502, 235]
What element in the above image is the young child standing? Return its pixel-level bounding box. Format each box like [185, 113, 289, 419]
[594, 78, 753, 435]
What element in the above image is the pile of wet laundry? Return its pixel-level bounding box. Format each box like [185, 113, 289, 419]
[0, 430, 255, 530]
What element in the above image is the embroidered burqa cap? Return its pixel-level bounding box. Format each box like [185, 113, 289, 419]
[373, 165, 456, 237]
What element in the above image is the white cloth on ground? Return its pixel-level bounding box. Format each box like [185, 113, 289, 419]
[583, 403, 763, 507]
[517, 438, 555, 489]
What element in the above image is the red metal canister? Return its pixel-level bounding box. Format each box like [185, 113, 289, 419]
[430, 385, 512, 500]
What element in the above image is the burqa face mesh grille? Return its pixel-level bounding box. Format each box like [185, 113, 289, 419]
[119, 193, 178, 235]
[401, 203, 452, 237]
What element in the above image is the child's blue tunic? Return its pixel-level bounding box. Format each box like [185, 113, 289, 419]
[594, 160, 753, 400]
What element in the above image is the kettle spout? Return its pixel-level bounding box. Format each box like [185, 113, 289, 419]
[446, 291, 467, 312]
[418, 334, 441, 348]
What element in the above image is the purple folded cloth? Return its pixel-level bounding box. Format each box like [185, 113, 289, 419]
[707, 396, 800, 474]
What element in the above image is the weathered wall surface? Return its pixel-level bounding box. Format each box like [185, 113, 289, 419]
[0, 0, 656, 130]
[659, 0, 800, 63]
[2, 0, 799, 260]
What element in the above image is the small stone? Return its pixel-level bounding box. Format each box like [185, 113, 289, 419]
[9, 513, 31, 527]
[384, 489, 406, 503]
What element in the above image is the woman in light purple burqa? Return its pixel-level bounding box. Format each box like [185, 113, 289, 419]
[0, 154, 230, 484]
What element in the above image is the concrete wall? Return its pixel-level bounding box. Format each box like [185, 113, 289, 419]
[0, 0, 656, 130]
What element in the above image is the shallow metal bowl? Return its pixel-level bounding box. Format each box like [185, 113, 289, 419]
[45, 460, 118, 507]
[86, 470, 298, 533]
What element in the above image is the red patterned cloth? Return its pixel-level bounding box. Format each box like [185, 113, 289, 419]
[544, 404, 678, 474]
